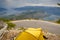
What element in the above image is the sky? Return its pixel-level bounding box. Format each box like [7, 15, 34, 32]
[0, 0, 60, 8]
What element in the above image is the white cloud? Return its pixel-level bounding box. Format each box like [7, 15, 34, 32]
[24, 3, 59, 7]
[0, 0, 60, 8]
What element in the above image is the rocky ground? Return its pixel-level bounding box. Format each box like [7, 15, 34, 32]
[0, 30, 60, 40]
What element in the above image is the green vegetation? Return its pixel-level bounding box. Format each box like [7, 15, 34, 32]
[7, 22, 16, 30]
[0, 18, 10, 22]
[0, 18, 16, 30]
[0, 26, 3, 29]
[57, 3, 60, 6]
[18, 27, 26, 31]
[56, 19, 60, 24]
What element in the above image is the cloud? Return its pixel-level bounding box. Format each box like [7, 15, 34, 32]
[0, 0, 60, 8]
[0, 0, 6, 7]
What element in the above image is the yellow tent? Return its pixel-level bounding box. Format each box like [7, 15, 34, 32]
[15, 28, 45, 40]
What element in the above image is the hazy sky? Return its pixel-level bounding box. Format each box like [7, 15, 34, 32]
[0, 0, 60, 8]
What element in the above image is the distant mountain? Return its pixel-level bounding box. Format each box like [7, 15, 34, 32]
[0, 8, 7, 12]
[0, 8, 17, 16]
[0, 6, 60, 21]
[14, 6, 60, 16]
[43, 15, 60, 21]
[3, 10, 50, 20]
[0, 8, 7, 16]
[3, 10, 60, 21]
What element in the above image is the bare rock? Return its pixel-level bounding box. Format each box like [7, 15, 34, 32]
[1, 30, 60, 40]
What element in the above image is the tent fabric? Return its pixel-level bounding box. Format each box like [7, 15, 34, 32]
[15, 28, 45, 40]
[25, 28, 42, 38]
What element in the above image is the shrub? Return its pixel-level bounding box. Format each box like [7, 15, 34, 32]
[56, 19, 60, 24]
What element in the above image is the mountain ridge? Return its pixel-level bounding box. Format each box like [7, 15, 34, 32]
[0, 6, 60, 21]
[14, 6, 60, 16]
